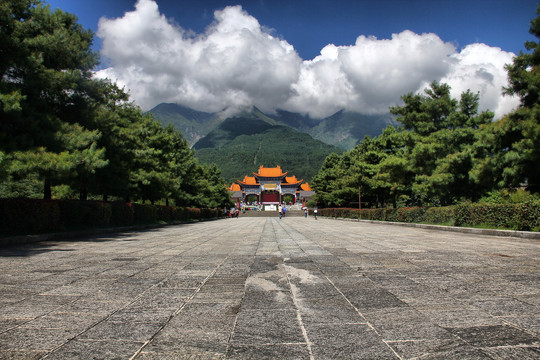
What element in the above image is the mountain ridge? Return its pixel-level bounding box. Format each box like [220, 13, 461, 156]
[149, 103, 399, 150]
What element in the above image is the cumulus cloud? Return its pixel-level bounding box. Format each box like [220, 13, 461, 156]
[96, 0, 302, 114]
[439, 43, 518, 118]
[96, 0, 519, 119]
[284, 31, 457, 117]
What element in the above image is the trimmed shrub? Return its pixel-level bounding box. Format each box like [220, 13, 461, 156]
[57, 200, 111, 229]
[0, 198, 61, 234]
[156, 205, 172, 222]
[187, 207, 201, 219]
[320, 202, 539, 231]
[454, 202, 540, 231]
[200, 208, 219, 219]
[133, 203, 158, 224]
[172, 207, 188, 221]
[110, 202, 134, 226]
[424, 206, 454, 225]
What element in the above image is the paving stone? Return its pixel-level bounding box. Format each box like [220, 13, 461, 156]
[136, 350, 226, 359]
[45, 339, 145, 360]
[169, 302, 238, 332]
[0, 349, 47, 359]
[1, 218, 539, 359]
[0, 327, 74, 351]
[226, 343, 311, 359]
[307, 323, 398, 359]
[386, 338, 490, 359]
[445, 325, 540, 347]
[78, 321, 163, 341]
[147, 329, 230, 354]
[240, 289, 295, 310]
[231, 309, 304, 345]
[482, 346, 540, 359]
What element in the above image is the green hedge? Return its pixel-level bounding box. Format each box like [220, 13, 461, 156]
[0, 199, 61, 234]
[319, 202, 540, 231]
[0, 199, 225, 236]
[58, 200, 112, 229]
[454, 203, 540, 231]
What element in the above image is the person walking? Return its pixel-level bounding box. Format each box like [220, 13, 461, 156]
[313, 206, 318, 220]
[304, 207, 308, 218]
[278, 204, 283, 219]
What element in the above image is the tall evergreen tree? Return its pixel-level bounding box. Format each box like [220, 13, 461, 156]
[473, 6, 540, 192]
[0, 1, 106, 199]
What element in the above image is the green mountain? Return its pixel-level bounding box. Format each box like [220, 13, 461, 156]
[194, 116, 342, 184]
[147, 104, 397, 184]
[148, 103, 218, 144]
[193, 108, 278, 150]
[308, 111, 400, 150]
[148, 103, 399, 150]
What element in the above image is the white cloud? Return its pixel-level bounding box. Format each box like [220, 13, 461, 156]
[96, 0, 519, 119]
[96, 0, 302, 113]
[284, 31, 457, 117]
[440, 43, 518, 118]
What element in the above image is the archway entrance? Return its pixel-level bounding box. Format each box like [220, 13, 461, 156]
[245, 194, 258, 203]
[261, 191, 279, 203]
[282, 194, 295, 204]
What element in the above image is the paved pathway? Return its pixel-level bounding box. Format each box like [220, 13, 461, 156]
[0, 218, 539, 359]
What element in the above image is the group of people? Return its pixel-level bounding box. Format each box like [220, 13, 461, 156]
[278, 204, 288, 219]
[228, 207, 239, 218]
[228, 204, 318, 219]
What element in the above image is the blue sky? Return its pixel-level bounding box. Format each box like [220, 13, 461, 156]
[43, 0, 533, 118]
[46, 0, 537, 60]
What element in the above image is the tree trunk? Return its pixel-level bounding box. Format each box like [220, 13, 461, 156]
[103, 194, 108, 202]
[43, 178, 51, 200]
[79, 184, 88, 201]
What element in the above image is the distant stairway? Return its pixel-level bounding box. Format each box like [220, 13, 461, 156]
[238, 209, 304, 217]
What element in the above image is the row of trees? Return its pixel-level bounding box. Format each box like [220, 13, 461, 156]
[0, 1, 231, 208]
[312, 8, 540, 208]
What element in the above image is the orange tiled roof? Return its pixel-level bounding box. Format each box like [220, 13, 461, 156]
[229, 183, 241, 191]
[239, 176, 257, 185]
[256, 165, 287, 177]
[285, 176, 298, 183]
[300, 183, 312, 191]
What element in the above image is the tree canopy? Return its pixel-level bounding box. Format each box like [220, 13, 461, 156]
[312, 6, 540, 208]
[0, 1, 231, 208]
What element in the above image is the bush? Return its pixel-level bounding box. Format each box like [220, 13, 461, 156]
[57, 200, 111, 229]
[156, 205, 172, 222]
[454, 202, 540, 231]
[110, 202, 134, 226]
[424, 206, 454, 225]
[0, 198, 61, 234]
[187, 207, 201, 219]
[320, 201, 539, 231]
[133, 203, 158, 224]
[0, 198, 226, 237]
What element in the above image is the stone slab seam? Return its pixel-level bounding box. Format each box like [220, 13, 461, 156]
[327, 217, 540, 240]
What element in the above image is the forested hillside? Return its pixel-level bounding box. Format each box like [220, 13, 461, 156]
[149, 104, 398, 150]
[195, 119, 342, 183]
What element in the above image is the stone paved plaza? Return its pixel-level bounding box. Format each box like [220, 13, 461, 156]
[0, 217, 539, 359]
